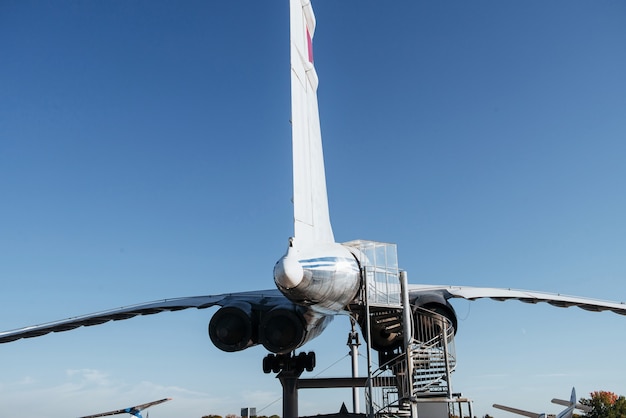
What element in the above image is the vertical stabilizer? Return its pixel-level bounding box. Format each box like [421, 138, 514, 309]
[290, 0, 334, 245]
[555, 388, 576, 418]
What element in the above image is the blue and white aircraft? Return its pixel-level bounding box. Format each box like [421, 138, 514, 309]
[79, 398, 171, 418]
[1, 0, 625, 372]
[493, 388, 587, 418]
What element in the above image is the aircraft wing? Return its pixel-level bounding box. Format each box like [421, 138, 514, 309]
[0, 290, 283, 344]
[492, 404, 544, 418]
[408, 284, 626, 315]
[79, 397, 172, 418]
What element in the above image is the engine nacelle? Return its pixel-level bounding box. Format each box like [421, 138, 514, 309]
[412, 294, 458, 336]
[363, 309, 403, 352]
[358, 292, 458, 353]
[208, 300, 333, 354]
[259, 305, 306, 354]
[208, 302, 258, 352]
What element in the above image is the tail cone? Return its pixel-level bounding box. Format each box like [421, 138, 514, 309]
[274, 245, 303, 290]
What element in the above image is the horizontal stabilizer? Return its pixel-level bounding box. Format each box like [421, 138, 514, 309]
[552, 399, 591, 413]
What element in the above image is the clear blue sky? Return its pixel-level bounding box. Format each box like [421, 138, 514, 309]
[1, 1, 626, 417]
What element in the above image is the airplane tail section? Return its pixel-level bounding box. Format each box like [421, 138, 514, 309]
[493, 388, 578, 418]
[290, 0, 334, 246]
[553, 388, 591, 414]
[555, 388, 577, 418]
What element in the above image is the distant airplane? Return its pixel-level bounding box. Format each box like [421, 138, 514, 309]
[493, 388, 582, 418]
[551, 395, 592, 414]
[1, 0, 625, 377]
[79, 397, 171, 418]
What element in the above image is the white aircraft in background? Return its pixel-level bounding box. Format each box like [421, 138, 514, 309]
[493, 388, 589, 418]
[552, 396, 592, 414]
[1, 0, 625, 373]
[79, 398, 171, 418]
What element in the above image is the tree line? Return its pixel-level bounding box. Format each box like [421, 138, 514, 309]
[577, 391, 626, 418]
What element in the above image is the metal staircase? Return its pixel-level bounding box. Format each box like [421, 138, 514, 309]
[366, 308, 457, 417]
[343, 240, 466, 418]
[411, 306, 457, 394]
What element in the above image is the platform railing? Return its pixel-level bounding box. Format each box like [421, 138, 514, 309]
[411, 307, 456, 394]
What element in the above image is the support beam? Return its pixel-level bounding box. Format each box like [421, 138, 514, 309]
[298, 377, 367, 389]
[298, 376, 396, 389]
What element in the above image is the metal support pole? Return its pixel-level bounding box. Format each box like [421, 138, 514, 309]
[347, 318, 361, 414]
[278, 369, 302, 418]
[363, 267, 375, 418]
[442, 320, 453, 399]
[400, 271, 418, 418]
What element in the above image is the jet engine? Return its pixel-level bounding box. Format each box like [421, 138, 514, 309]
[411, 295, 457, 351]
[208, 302, 258, 352]
[412, 293, 458, 337]
[208, 300, 332, 354]
[259, 305, 306, 353]
[358, 292, 457, 353]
